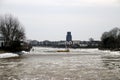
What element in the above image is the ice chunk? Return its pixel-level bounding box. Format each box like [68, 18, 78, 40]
[0, 53, 19, 58]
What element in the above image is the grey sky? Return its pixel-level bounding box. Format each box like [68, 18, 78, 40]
[0, 0, 120, 41]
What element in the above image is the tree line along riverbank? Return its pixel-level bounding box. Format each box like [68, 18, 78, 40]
[0, 14, 32, 52]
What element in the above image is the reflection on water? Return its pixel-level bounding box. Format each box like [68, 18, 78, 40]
[0, 47, 120, 80]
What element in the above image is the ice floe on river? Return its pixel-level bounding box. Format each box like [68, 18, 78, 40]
[0, 53, 19, 58]
[0, 51, 29, 59]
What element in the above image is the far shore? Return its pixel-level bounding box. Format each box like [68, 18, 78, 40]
[0, 50, 10, 54]
[0, 47, 120, 54]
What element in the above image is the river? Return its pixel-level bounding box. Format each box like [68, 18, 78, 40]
[0, 47, 120, 80]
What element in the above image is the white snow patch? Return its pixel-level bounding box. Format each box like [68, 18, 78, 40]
[21, 51, 29, 54]
[0, 53, 19, 58]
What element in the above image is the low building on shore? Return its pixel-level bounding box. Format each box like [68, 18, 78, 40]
[30, 39, 101, 48]
[0, 34, 4, 48]
[30, 40, 39, 46]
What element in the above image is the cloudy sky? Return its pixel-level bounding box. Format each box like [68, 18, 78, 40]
[0, 0, 120, 41]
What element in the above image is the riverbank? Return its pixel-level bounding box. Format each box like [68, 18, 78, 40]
[0, 50, 28, 58]
[0, 50, 16, 58]
[0, 53, 19, 58]
[0, 50, 10, 54]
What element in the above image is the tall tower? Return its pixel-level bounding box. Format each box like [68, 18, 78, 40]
[66, 32, 72, 42]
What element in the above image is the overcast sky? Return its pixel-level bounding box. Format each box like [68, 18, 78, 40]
[0, 0, 120, 41]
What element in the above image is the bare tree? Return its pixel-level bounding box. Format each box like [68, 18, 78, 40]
[89, 37, 94, 42]
[0, 14, 25, 48]
[101, 27, 120, 50]
[101, 32, 109, 41]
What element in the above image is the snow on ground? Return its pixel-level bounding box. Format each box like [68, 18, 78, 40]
[0, 51, 29, 59]
[0, 53, 19, 58]
[21, 51, 29, 54]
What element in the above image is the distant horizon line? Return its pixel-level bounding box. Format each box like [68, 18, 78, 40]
[27, 39, 100, 41]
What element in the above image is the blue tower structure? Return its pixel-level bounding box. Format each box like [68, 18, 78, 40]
[66, 32, 72, 42]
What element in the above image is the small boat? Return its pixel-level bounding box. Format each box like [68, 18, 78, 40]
[57, 41, 71, 52]
[57, 49, 70, 52]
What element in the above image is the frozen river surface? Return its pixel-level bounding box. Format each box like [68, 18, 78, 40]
[0, 47, 120, 80]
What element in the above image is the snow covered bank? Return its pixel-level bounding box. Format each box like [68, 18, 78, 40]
[0, 51, 29, 59]
[21, 51, 29, 54]
[0, 53, 19, 59]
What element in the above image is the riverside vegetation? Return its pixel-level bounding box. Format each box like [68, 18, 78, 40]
[100, 27, 120, 51]
[0, 14, 32, 52]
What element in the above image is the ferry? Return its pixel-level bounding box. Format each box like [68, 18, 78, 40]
[57, 49, 70, 52]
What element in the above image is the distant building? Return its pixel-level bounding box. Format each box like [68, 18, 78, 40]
[72, 40, 81, 45]
[66, 32, 72, 42]
[79, 41, 89, 47]
[88, 41, 100, 47]
[0, 34, 4, 48]
[30, 40, 39, 46]
[79, 41, 100, 48]
[43, 40, 51, 46]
